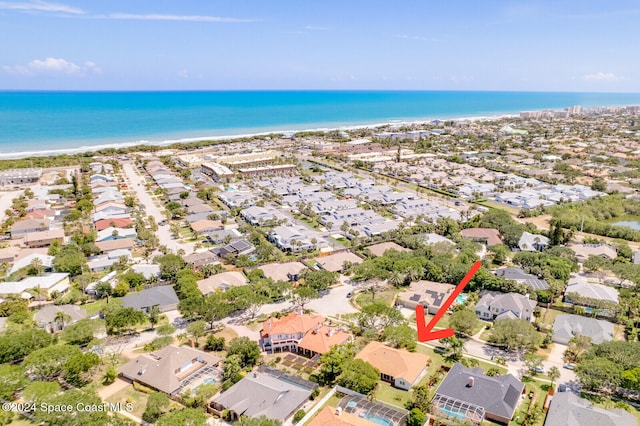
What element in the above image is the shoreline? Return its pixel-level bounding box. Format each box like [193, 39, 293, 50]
[0, 112, 516, 160]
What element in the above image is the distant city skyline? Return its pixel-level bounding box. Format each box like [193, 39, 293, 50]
[1, 0, 639, 92]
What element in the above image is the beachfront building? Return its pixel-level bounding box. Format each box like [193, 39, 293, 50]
[201, 162, 234, 182]
[0, 168, 42, 187]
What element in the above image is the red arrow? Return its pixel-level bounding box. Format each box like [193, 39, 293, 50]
[416, 260, 482, 342]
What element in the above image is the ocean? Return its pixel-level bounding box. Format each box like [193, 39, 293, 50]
[2, 90, 640, 158]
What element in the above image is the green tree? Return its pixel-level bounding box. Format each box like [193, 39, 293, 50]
[62, 318, 104, 346]
[22, 381, 61, 404]
[148, 306, 160, 329]
[449, 309, 479, 336]
[205, 335, 225, 351]
[228, 337, 261, 367]
[0, 328, 51, 363]
[223, 354, 243, 381]
[63, 352, 100, 387]
[575, 358, 623, 391]
[33, 389, 110, 426]
[157, 323, 176, 337]
[156, 408, 207, 426]
[23, 345, 82, 381]
[358, 301, 404, 331]
[319, 343, 355, 385]
[290, 285, 319, 309]
[564, 335, 592, 362]
[337, 359, 379, 394]
[105, 307, 147, 334]
[157, 253, 186, 281]
[524, 353, 544, 376]
[382, 324, 416, 351]
[186, 320, 207, 345]
[548, 366, 560, 387]
[488, 319, 542, 351]
[407, 408, 426, 426]
[304, 269, 337, 291]
[235, 416, 281, 426]
[142, 392, 170, 423]
[293, 409, 306, 423]
[0, 364, 26, 399]
[52, 244, 87, 276]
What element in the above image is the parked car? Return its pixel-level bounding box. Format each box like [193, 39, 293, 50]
[563, 362, 576, 370]
[533, 366, 545, 374]
[558, 383, 567, 392]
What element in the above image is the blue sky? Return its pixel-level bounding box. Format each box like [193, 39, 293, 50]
[1, 0, 638, 91]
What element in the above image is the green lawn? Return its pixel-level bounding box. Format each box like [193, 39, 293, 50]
[81, 297, 123, 315]
[538, 307, 562, 329]
[374, 382, 412, 408]
[105, 386, 150, 419]
[507, 378, 549, 426]
[355, 289, 397, 309]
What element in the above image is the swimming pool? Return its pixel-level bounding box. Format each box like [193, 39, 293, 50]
[438, 404, 467, 420]
[363, 413, 394, 426]
[455, 294, 468, 305]
[202, 378, 216, 385]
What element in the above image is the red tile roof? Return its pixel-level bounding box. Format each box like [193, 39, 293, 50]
[95, 218, 133, 231]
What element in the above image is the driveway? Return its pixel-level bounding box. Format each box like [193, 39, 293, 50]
[545, 342, 577, 384]
[121, 162, 191, 254]
[306, 283, 358, 317]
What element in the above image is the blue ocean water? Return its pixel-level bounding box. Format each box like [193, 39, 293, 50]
[1, 90, 640, 157]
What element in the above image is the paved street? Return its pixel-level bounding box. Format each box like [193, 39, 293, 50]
[121, 161, 191, 254]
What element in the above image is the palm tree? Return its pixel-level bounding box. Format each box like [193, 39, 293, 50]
[548, 366, 560, 388]
[29, 257, 44, 276]
[29, 285, 48, 307]
[54, 311, 72, 331]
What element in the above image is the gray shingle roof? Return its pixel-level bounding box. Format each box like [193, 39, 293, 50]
[434, 363, 524, 420]
[213, 368, 316, 422]
[552, 314, 614, 344]
[544, 392, 637, 426]
[122, 285, 179, 310]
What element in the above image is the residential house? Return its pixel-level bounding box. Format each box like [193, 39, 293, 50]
[518, 232, 549, 251]
[119, 345, 221, 395]
[552, 314, 614, 345]
[209, 366, 317, 423]
[212, 239, 255, 259]
[34, 304, 87, 333]
[432, 363, 524, 425]
[23, 229, 65, 248]
[184, 251, 219, 271]
[564, 276, 619, 306]
[268, 225, 316, 252]
[312, 251, 363, 273]
[190, 220, 224, 236]
[297, 326, 351, 358]
[397, 281, 456, 315]
[122, 285, 179, 313]
[205, 228, 242, 244]
[241, 206, 288, 226]
[355, 341, 429, 390]
[130, 264, 161, 280]
[94, 202, 128, 217]
[96, 227, 137, 242]
[10, 218, 50, 239]
[94, 218, 133, 231]
[87, 249, 131, 272]
[197, 271, 248, 294]
[474, 292, 537, 322]
[568, 244, 617, 262]
[544, 392, 636, 426]
[9, 253, 54, 275]
[261, 310, 324, 353]
[460, 228, 502, 246]
[366, 242, 411, 257]
[258, 262, 307, 282]
[495, 268, 549, 290]
[0, 273, 70, 299]
[95, 238, 136, 253]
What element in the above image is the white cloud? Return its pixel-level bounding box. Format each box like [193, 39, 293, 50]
[3, 57, 100, 76]
[393, 33, 438, 42]
[107, 13, 255, 23]
[0, 0, 84, 14]
[583, 72, 623, 81]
